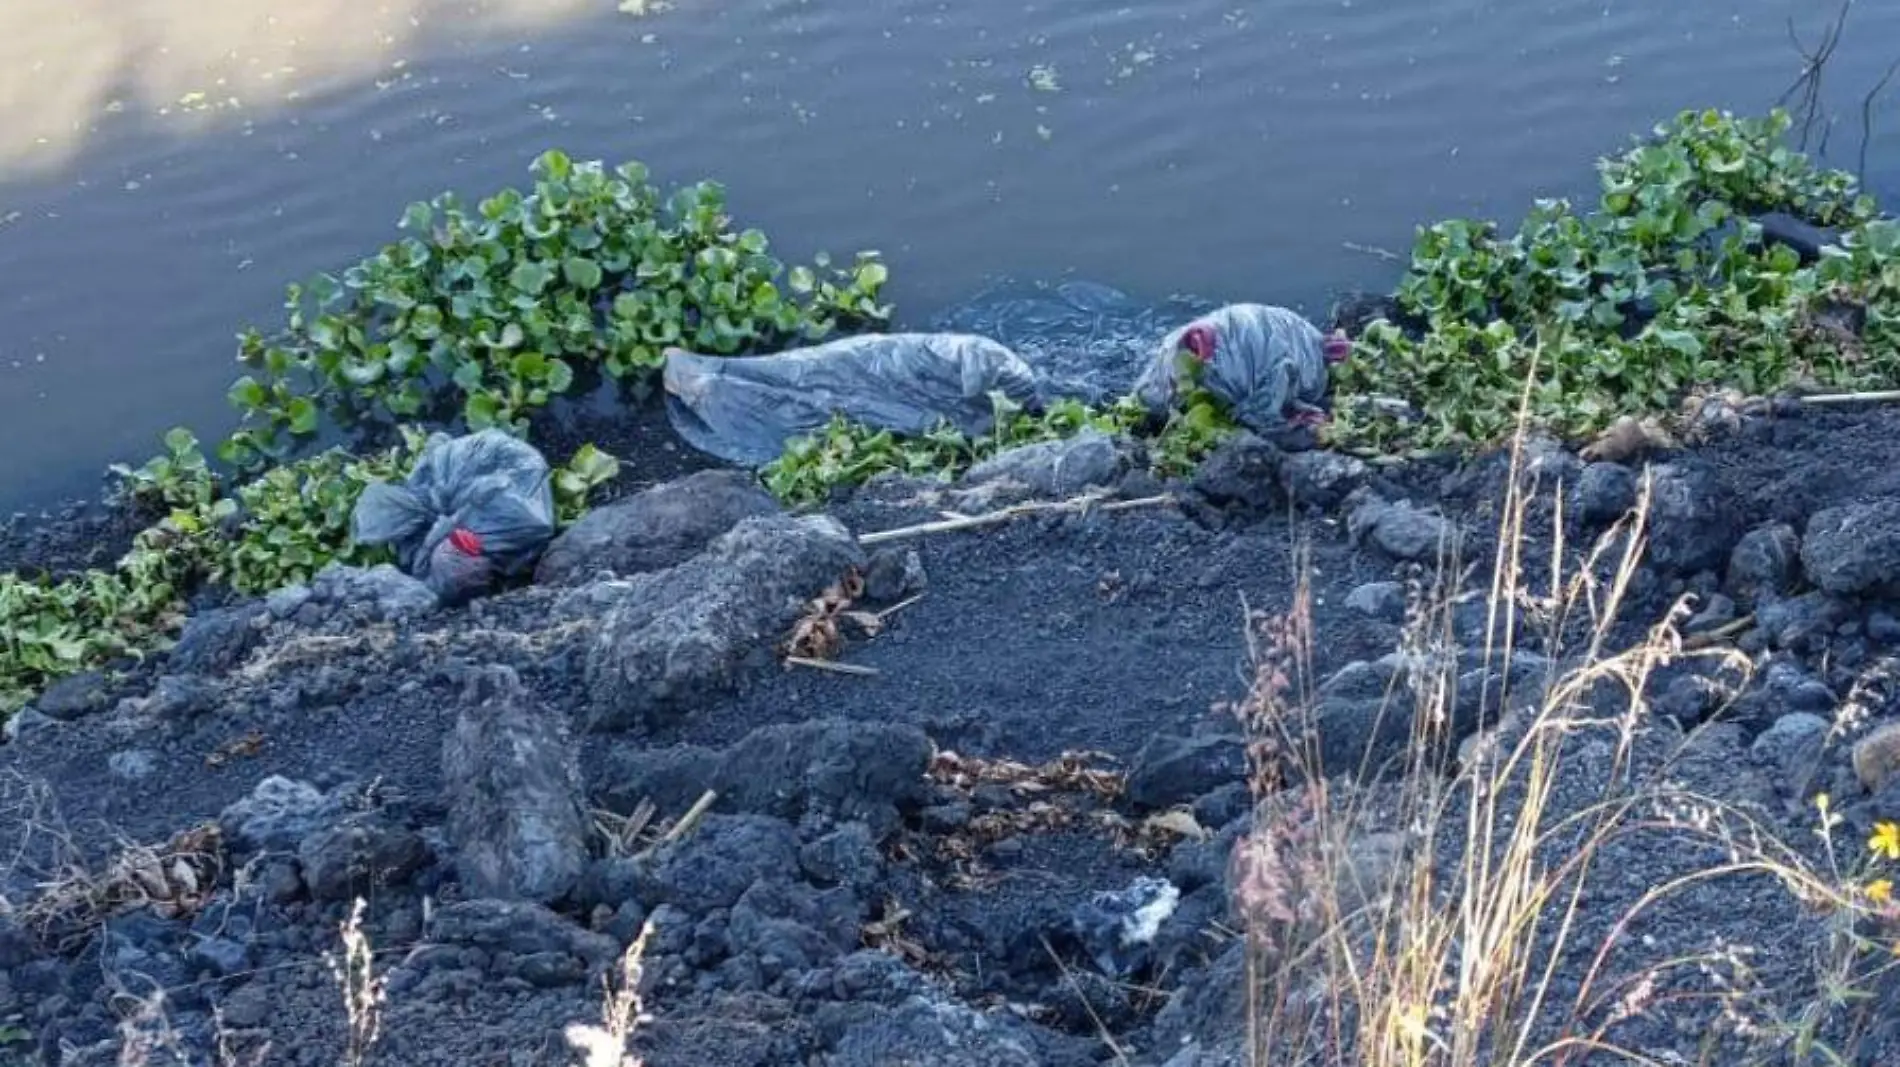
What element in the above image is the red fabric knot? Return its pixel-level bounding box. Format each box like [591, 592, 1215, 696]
[1323, 329, 1352, 364]
[448, 527, 484, 557]
[1180, 324, 1217, 363]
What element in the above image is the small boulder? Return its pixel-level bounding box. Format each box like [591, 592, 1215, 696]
[441, 665, 588, 904]
[1278, 451, 1368, 511]
[1803, 499, 1900, 596]
[166, 602, 267, 677]
[427, 899, 617, 972]
[1728, 522, 1802, 602]
[298, 815, 430, 901]
[1347, 492, 1456, 563]
[1644, 463, 1741, 577]
[1756, 592, 1850, 652]
[308, 564, 439, 621]
[534, 470, 780, 585]
[861, 547, 927, 604]
[1853, 721, 1900, 793]
[1344, 581, 1407, 624]
[648, 815, 802, 912]
[1124, 735, 1247, 811]
[1069, 876, 1182, 979]
[1752, 712, 1831, 796]
[962, 431, 1127, 498]
[32, 671, 110, 721]
[1189, 433, 1285, 513]
[1573, 463, 1637, 525]
[220, 776, 342, 854]
[583, 514, 864, 732]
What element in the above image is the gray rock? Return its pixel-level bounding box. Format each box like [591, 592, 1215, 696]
[1278, 451, 1369, 512]
[308, 564, 439, 621]
[1644, 463, 1741, 576]
[800, 824, 883, 891]
[220, 776, 342, 853]
[187, 936, 251, 978]
[824, 996, 1048, 1067]
[3, 707, 59, 744]
[1803, 498, 1900, 595]
[1870, 611, 1900, 645]
[1728, 522, 1802, 602]
[265, 584, 313, 619]
[648, 815, 802, 911]
[598, 720, 932, 841]
[1347, 493, 1456, 563]
[1656, 674, 1719, 726]
[426, 899, 617, 972]
[1573, 463, 1637, 525]
[1751, 712, 1830, 793]
[1344, 581, 1407, 623]
[107, 749, 157, 781]
[31, 671, 110, 721]
[534, 470, 780, 585]
[144, 674, 219, 720]
[1685, 593, 1738, 634]
[441, 665, 588, 904]
[583, 514, 865, 732]
[862, 547, 927, 604]
[1310, 651, 1550, 778]
[297, 815, 430, 901]
[1124, 735, 1246, 811]
[1757, 592, 1850, 652]
[1189, 433, 1285, 513]
[962, 430, 1127, 498]
[166, 602, 266, 677]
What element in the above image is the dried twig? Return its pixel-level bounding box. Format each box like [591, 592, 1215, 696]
[860, 493, 1175, 546]
[1797, 389, 1900, 406]
[785, 656, 881, 677]
[643, 789, 718, 855]
[1860, 54, 1900, 180]
[1683, 614, 1756, 650]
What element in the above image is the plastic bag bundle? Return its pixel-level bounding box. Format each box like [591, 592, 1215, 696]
[662, 333, 1043, 467]
[350, 429, 556, 603]
[1132, 304, 1343, 433]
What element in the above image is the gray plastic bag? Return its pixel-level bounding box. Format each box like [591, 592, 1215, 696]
[1131, 304, 1349, 433]
[350, 429, 556, 603]
[662, 333, 1044, 467]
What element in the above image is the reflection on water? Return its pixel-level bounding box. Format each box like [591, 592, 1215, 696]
[0, 0, 1897, 512]
[0, 0, 597, 176]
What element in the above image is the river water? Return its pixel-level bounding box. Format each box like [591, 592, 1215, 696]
[2, 0, 1898, 512]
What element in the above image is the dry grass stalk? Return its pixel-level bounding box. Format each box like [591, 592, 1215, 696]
[566, 919, 656, 1067]
[858, 492, 1175, 546]
[329, 898, 386, 1067]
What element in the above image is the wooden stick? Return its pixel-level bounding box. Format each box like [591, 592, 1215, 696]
[859, 493, 1175, 546]
[1683, 613, 1755, 650]
[785, 656, 880, 676]
[876, 593, 926, 620]
[640, 789, 719, 857]
[1798, 390, 1900, 406]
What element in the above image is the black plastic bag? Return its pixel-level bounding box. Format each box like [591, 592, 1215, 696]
[1131, 303, 1348, 433]
[350, 429, 556, 603]
[662, 333, 1043, 467]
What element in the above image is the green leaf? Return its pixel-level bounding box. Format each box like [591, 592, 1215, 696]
[465, 392, 501, 430]
[509, 261, 555, 294]
[287, 398, 320, 435]
[562, 257, 603, 289]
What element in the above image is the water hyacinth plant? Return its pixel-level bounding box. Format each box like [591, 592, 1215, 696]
[221, 149, 891, 468]
[1329, 109, 1900, 453]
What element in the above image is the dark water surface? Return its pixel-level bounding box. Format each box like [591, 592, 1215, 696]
[2, 0, 1898, 512]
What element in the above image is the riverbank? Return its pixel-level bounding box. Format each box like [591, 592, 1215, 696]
[5, 395, 1900, 1065]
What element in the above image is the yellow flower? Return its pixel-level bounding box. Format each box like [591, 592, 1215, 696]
[1816, 793, 1832, 814]
[1870, 822, 1900, 862]
[1868, 879, 1895, 905]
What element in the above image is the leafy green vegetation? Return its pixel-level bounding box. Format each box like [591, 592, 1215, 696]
[220, 149, 890, 469]
[1327, 109, 1898, 452]
[761, 390, 1236, 507]
[1, 148, 881, 719]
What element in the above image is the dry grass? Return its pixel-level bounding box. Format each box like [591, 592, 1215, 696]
[1223, 416, 1900, 1066]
